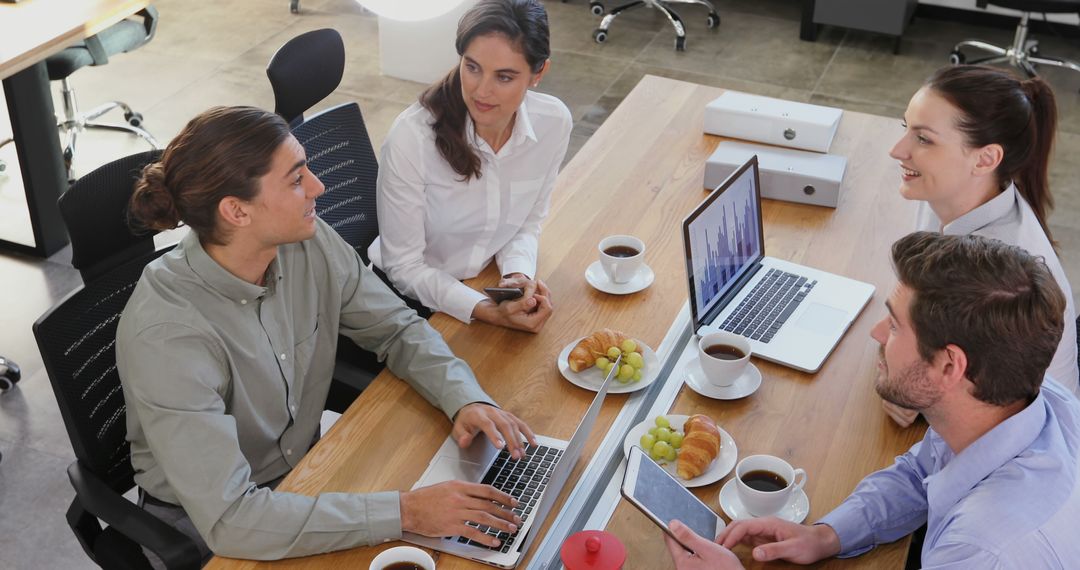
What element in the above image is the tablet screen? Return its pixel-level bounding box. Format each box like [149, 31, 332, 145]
[630, 451, 718, 540]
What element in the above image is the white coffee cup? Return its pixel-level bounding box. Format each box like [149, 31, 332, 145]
[368, 545, 436, 570]
[598, 235, 645, 284]
[698, 331, 751, 388]
[735, 454, 807, 517]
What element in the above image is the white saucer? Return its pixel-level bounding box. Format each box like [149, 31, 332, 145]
[684, 359, 762, 400]
[718, 478, 809, 523]
[622, 415, 738, 487]
[585, 261, 654, 295]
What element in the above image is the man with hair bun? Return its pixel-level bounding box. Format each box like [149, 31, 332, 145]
[118, 105, 536, 566]
[663, 232, 1080, 569]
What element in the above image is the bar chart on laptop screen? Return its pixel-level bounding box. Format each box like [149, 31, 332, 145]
[689, 176, 760, 316]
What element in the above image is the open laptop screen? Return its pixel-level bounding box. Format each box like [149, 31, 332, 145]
[684, 156, 764, 324]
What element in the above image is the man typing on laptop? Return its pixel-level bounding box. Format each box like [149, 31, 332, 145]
[116, 107, 534, 566]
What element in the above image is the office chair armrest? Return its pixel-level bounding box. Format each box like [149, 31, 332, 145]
[67, 461, 202, 570]
[137, 5, 160, 43]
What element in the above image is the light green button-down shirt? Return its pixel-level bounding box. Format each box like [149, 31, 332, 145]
[116, 218, 495, 560]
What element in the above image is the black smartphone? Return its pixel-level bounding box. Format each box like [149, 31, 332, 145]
[622, 446, 724, 553]
[483, 287, 524, 303]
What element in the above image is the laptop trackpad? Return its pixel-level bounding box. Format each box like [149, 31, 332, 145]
[425, 456, 488, 485]
[793, 303, 846, 335]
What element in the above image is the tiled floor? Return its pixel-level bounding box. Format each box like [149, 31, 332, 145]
[2, 1, 1080, 567]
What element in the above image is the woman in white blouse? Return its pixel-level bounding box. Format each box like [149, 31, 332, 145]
[884, 64, 1078, 426]
[369, 0, 572, 332]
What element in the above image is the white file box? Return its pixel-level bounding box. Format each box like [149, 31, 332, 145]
[704, 141, 847, 208]
[704, 91, 843, 153]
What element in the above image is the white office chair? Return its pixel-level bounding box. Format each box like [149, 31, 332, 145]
[590, 0, 719, 51]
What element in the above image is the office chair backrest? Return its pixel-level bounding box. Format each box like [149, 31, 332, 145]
[59, 150, 163, 283]
[293, 102, 380, 262]
[267, 28, 345, 125]
[34, 247, 172, 493]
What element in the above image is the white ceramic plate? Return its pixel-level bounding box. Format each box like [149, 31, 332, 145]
[622, 414, 737, 487]
[557, 337, 659, 394]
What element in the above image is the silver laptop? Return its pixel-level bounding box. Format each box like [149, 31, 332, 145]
[683, 156, 873, 373]
[404, 357, 620, 568]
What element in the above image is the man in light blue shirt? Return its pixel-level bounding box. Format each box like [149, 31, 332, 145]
[663, 232, 1080, 569]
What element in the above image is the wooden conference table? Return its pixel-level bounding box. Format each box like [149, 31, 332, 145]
[208, 75, 923, 570]
[0, 0, 149, 256]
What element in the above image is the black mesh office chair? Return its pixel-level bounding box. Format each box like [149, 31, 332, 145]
[266, 28, 345, 127]
[590, 0, 719, 51]
[292, 102, 389, 403]
[59, 150, 162, 282]
[0, 8, 161, 181]
[34, 246, 202, 570]
[949, 1, 1080, 78]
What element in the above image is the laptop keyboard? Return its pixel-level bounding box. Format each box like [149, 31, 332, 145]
[456, 443, 563, 553]
[720, 268, 816, 343]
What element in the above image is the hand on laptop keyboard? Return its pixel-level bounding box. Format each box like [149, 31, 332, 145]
[452, 402, 538, 460]
[400, 480, 522, 548]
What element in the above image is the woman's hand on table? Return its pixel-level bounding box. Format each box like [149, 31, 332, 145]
[882, 399, 920, 427]
[716, 517, 841, 565]
[471, 274, 553, 333]
[400, 480, 521, 548]
[452, 402, 537, 460]
[664, 520, 744, 570]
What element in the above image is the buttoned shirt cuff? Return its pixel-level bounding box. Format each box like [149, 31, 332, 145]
[817, 503, 876, 558]
[444, 285, 490, 324]
[368, 491, 405, 544]
[498, 258, 535, 280]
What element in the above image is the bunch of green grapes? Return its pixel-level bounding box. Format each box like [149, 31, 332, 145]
[638, 415, 684, 463]
[594, 338, 646, 383]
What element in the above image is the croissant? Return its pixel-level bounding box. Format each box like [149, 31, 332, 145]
[677, 415, 721, 479]
[568, 329, 630, 372]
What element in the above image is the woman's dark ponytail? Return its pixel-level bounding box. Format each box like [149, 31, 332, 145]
[421, 68, 481, 181]
[1018, 77, 1057, 240]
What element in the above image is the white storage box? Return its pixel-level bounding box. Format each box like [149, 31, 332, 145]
[704, 91, 843, 153]
[705, 141, 847, 208]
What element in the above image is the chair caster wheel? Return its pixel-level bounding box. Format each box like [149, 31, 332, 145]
[706, 13, 719, 29]
[593, 29, 608, 44]
[949, 50, 965, 65]
[124, 112, 143, 128]
[675, 36, 686, 51]
[290, 0, 299, 14]
[0, 160, 6, 173]
[590, 2, 604, 16]
[0, 356, 20, 392]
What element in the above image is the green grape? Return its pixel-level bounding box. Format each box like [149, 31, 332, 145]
[655, 427, 672, 443]
[654, 415, 671, 429]
[627, 352, 645, 369]
[620, 339, 638, 353]
[619, 364, 635, 381]
[604, 362, 615, 375]
[653, 440, 672, 461]
[632, 370, 642, 382]
[639, 433, 656, 451]
[595, 356, 610, 370]
[647, 426, 659, 436]
[606, 346, 621, 360]
[669, 432, 684, 449]
[664, 444, 677, 462]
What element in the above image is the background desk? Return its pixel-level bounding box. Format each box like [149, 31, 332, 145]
[0, 0, 148, 256]
[207, 75, 922, 569]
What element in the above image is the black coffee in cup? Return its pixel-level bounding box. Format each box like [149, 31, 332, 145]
[741, 469, 788, 492]
[704, 344, 746, 361]
[383, 563, 424, 570]
[602, 245, 640, 258]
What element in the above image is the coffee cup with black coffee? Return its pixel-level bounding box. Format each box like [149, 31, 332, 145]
[368, 545, 436, 570]
[598, 235, 645, 284]
[734, 454, 807, 517]
[697, 331, 751, 388]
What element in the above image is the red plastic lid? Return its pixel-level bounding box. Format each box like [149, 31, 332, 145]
[560, 530, 626, 570]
